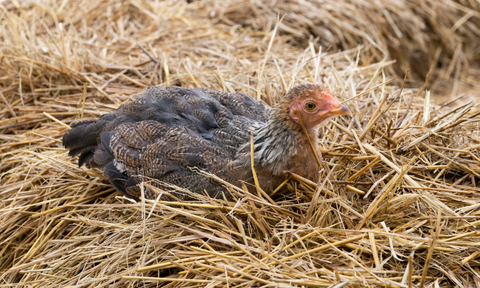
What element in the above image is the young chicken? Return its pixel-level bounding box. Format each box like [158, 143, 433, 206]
[63, 84, 351, 200]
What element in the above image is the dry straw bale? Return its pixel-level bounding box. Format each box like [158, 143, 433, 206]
[1, 0, 480, 287]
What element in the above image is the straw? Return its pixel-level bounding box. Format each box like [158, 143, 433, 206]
[1, 1, 480, 287]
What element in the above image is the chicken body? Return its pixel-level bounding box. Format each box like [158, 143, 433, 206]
[63, 84, 350, 200]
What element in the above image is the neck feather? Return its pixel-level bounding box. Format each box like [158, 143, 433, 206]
[250, 105, 319, 168]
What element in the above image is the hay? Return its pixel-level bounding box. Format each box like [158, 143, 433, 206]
[222, 0, 480, 86]
[1, 0, 480, 287]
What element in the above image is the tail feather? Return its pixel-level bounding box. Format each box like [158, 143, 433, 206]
[67, 145, 95, 158]
[69, 144, 100, 168]
[78, 149, 95, 167]
[63, 123, 99, 151]
[63, 119, 114, 168]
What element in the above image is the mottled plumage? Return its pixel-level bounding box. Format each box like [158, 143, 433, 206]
[63, 84, 350, 200]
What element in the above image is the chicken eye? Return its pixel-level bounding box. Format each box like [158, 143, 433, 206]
[304, 102, 317, 111]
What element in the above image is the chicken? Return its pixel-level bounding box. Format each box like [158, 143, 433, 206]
[63, 84, 351, 200]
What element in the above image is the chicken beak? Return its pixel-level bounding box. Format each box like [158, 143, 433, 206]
[321, 91, 352, 116]
[333, 103, 352, 116]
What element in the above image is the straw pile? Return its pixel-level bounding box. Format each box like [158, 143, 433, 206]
[1, 0, 480, 287]
[223, 0, 480, 86]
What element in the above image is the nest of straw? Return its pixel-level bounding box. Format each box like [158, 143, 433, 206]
[1, 1, 480, 287]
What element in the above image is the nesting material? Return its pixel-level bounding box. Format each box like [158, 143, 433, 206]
[221, 0, 480, 85]
[1, 1, 480, 287]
